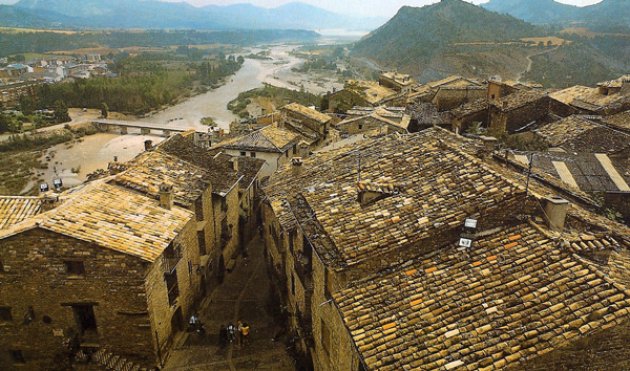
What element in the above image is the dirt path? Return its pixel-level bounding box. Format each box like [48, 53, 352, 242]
[518, 46, 560, 81]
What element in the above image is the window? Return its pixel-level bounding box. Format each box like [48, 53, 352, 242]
[64, 261, 85, 276]
[0, 259, 4, 272]
[164, 270, 179, 306]
[285, 151, 289, 158]
[0, 307, 12, 321]
[293, 145, 297, 154]
[358, 124, 363, 130]
[240, 151, 246, 157]
[291, 273, 295, 296]
[321, 318, 331, 356]
[197, 230, 207, 256]
[10, 350, 25, 364]
[194, 198, 204, 221]
[250, 152, 256, 158]
[188, 260, 193, 278]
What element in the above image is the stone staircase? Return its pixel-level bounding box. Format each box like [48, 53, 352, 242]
[84, 348, 150, 371]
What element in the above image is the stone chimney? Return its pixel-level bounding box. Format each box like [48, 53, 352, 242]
[292, 157, 303, 175]
[144, 140, 153, 151]
[40, 193, 60, 212]
[159, 183, 174, 210]
[230, 158, 239, 172]
[544, 196, 570, 232]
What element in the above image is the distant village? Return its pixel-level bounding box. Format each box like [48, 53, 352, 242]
[0, 54, 113, 108]
[1, 68, 629, 370]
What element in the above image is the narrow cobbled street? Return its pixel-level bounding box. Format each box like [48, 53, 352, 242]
[163, 237, 295, 370]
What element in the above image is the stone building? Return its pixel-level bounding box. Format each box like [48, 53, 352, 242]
[260, 127, 630, 370]
[334, 107, 410, 135]
[428, 75, 486, 111]
[158, 133, 265, 269]
[0, 181, 200, 369]
[329, 80, 398, 113]
[280, 103, 334, 148]
[549, 78, 630, 116]
[214, 125, 300, 179]
[378, 72, 416, 93]
[487, 79, 542, 102]
[534, 115, 630, 154]
[449, 99, 489, 134]
[329, 223, 630, 370]
[261, 129, 531, 368]
[488, 91, 575, 135]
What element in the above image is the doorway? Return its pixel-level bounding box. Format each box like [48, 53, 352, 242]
[72, 304, 97, 335]
[171, 307, 184, 335]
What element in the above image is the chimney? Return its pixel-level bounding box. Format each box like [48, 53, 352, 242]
[292, 157, 303, 175]
[144, 140, 153, 151]
[544, 196, 570, 232]
[40, 193, 60, 212]
[230, 158, 239, 172]
[159, 183, 174, 210]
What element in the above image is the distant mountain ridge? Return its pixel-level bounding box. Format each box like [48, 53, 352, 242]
[353, 0, 542, 69]
[0, 0, 385, 30]
[482, 0, 630, 28]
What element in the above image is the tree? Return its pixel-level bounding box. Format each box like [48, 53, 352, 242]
[101, 102, 109, 118]
[0, 113, 11, 133]
[237, 55, 245, 64]
[53, 100, 71, 124]
[19, 95, 35, 115]
[320, 93, 330, 111]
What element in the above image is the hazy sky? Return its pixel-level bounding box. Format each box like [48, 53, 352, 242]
[0, 0, 605, 17]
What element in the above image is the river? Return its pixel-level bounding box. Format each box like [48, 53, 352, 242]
[32, 43, 349, 193]
[140, 44, 344, 130]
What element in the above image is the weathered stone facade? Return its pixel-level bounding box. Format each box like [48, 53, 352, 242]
[0, 213, 200, 369]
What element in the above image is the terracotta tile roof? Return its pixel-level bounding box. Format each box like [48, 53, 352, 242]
[602, 110, 630, 132]
[0, 196, 43, 229]
[508, 151, 630, 193]
[428, 75, 483, 89]
[550, 85, 630, 112]
[156, 134, 244, 195]
[345, 80, 398, 105]
[112, 151, 211, 207]
[216, 125, 299, 153]
[335, 112, 409, 132]
[281, 103, 332, 124]
[450, 98, 488, 118]
[0, 181, 193, 262]
[534, 116, 630, 153]
[265, 128, 525, 267]
[334, 223, 630, 371]
[491, 90, 547, 111]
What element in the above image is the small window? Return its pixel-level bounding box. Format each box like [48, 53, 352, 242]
[65, 261, 85, 276]
[293, 145, 297, 154]
[197, 230, 207, 256]
[0, 260, 4, 272]
[250, 152, 256, 158]
[10, 350, 25, 364]
[358, 124, 363, 130]
[285, 151, 289, 158]
[0, 307, 12, 321]
[321, 319, 331, 356]
[188, 260, 193, 278]
[291, 273, 295, 296]
[240, 151, 246, 156]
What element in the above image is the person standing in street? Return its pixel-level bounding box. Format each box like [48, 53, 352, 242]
[240, 322, 250, 346]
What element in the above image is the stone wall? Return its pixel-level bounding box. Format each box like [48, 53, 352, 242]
[433, 88, 486, 111]
[144, 217, 201, 366]
[490, 98, 549, 134]
[336, 116, 407, 136]
[0, 228, 153, 369]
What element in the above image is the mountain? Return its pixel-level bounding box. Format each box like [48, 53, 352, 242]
[482, 0, 630, 28]
[482, 0, 580, 24]
[353, 0, 541, 71]
[352, 0, 627, 87]
[3, 0, 385, 30]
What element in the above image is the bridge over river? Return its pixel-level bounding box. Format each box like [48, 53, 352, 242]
[93, 119, 208, 137]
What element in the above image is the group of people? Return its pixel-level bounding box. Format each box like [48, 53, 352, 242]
[219, 321, 250, 348]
